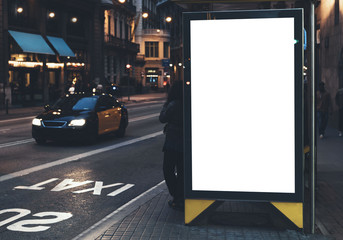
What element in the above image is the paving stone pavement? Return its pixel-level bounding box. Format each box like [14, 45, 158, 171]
[316, 127, 343, 239]
[93, 127, 343, 240]
[95, 189, 331, 240]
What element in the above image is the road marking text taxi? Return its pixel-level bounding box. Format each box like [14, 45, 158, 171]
[14, 178, 134, 197]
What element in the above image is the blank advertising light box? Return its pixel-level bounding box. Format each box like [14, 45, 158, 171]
[183, 9, 303, 202]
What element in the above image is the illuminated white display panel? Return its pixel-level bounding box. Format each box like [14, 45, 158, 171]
[191, 18, 295, 193]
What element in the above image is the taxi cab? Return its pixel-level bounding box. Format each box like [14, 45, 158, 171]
[32, 93, 128, 144]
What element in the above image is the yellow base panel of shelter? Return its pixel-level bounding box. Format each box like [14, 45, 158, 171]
[271, 202, 303, 228]
[185, 199, 215, 224]
[185, 199, 303, 228]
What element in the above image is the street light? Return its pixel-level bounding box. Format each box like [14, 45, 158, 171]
[142, 12, 149, 18]
[126, 64, 132, 101]
[17, 7, 23, 13]
[165, 16, 172, 23]
[48, 12, 55, 18]
[118, 0, 126, 3]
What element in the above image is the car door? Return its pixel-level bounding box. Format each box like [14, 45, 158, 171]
[97, 96, 121, 134]
[97, 96, 113, 135]
[111, 99, 122, 131]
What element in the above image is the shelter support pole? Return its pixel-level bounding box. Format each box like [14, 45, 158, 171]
[309, 0, 316, 234]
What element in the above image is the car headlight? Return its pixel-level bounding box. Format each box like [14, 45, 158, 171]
[69, 119, 86, 126]
[32, 118, 42, 126]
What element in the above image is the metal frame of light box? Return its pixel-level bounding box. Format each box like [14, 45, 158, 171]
[183, 9, 304, 202]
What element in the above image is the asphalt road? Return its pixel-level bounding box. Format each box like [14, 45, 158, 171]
[0, 100, 166, 240]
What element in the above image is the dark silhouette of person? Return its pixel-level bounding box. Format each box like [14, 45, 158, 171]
[317, 82, 332, 139]
[338, 48, 343, 89]
[335, 88, 343, 136]
[159, 81, 184, 210]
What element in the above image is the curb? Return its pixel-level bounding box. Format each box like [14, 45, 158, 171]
[74, 181, 166, 240]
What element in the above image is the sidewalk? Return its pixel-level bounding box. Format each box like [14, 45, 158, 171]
[89, 128, 343, 240]
[0, 92, 167, 121]
[92, 188, 331, 240]
[316, 126, 343, 239]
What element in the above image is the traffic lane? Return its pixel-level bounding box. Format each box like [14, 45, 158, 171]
[126, 102, 163, 124]
[127, 101, 164, 118]
[0, 101, 161, 172]
[0, 102, 164, 145]
[0, 121, 32, 144]
[0, 135, 165, 240]
[0, 115, 164, 177]
[0, 106, 43, 120]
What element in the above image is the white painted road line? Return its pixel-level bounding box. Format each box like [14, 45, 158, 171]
[72, 180, 166, 240]
[0, 116, 36, 124]
[129, 113, 159, 123]
[0, 128, 11, 132]
[126, 100, 165, 106]
[128, 102, 164, 111]
[0, 139, 35, 149]
[0, 131, 163, 183]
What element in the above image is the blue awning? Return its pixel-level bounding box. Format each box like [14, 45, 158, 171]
[47, 36, 75, 57]
[8, 30, 55, 55]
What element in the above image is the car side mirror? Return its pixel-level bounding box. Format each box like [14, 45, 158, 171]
[44, 104, 51, 111]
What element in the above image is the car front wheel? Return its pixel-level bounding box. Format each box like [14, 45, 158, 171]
[116, 116, 128, 137]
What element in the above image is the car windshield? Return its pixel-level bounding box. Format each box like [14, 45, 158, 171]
[52, 96, 98, 111]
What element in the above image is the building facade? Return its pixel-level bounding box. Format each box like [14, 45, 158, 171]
[157, 0, 184, 84]
[133, 0, 171, 92]
[316, 0, 340, 110]
[0, 0, 104, 106]
[103, 0, 139, 92]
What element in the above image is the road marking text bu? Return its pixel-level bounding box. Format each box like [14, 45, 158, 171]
[0, 208, 72, 232]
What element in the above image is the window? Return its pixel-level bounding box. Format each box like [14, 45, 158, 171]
[164, 42, 170, 58]
[145, 42, 159, 58]
[72, 97, 97, 111]
[97, 96, 114, 110]
[143, 18, 147, 29]
[125, 23, 129, 40]
[108, 15, 111, 35]
[335, 0, 339, 25]
[120, 21, 123, 39]
[53, 96, 97, 111]
[114, 19, 117, 37]
[113, 57, 117, 74]
[107, 56, 111, 74]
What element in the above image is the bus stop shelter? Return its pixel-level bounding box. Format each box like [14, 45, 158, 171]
[175, 0, 317, 234]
